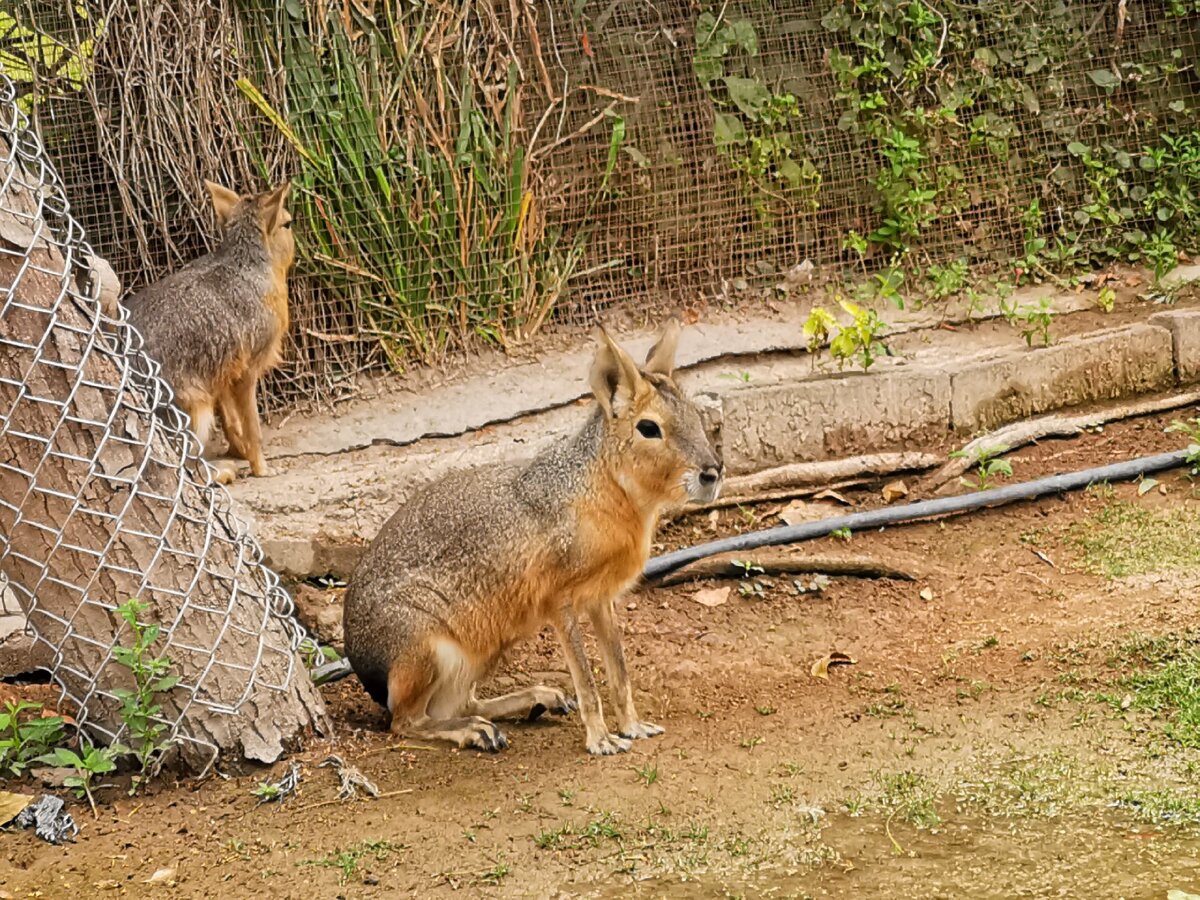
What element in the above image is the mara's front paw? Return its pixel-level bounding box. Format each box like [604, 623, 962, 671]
[619, 721, 664, 740]
[586, 733, 633, 756]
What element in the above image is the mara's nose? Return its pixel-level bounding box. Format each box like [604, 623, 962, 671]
[699, 465, 722, 486]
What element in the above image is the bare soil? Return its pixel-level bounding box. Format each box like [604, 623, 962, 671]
[7, 411, 1200, 898]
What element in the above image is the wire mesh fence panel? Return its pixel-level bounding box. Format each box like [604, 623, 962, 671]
[0, 73, 330, 773]
[4, 1, 1199, 411]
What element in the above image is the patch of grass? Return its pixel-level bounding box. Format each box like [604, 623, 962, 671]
[876, 771, 941, 828]
[534, 812, 623, 851]
[1106, 634, 1200, 748]
[958, 752, 1082, 818]
[769, 785, 796, 808]
[475, 857, 510, 886]
[1070, 500, 1200, 578]
[1112, 789, 1200, 826]
[302, 840, 403, 886]
[635, 763, 659, 786]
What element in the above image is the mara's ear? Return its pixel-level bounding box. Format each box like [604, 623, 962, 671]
[644, 316, 681, 376]
[258, 182, 291, 233]
[589, 325, 645, 418]
[204, 180, 241, 226]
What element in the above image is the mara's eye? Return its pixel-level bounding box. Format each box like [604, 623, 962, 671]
[636, 419, 662, 439]
[281, 221, 293, 229]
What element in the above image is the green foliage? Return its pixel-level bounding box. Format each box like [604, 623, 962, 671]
[803, 306, 837, 355]
[926, 259, 968, 300]
[1167, 418, 1200, 475]
[240, 3, 626, 365]
[694, 15, 821, 224]
[829, 300, 887, 371]
[302, 840, 403, 885]
[1001, 296, 1055, 347]
[0, 700, 66, 778]
[950, 446, 1013, 491]
[37, 743, 126, 816]
[0, 6, 100, 111]
[111, 599, 179, 788]
[819, 0, 1200, 290]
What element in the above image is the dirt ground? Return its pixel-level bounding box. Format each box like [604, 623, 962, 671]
[7, 411, 1200, 898]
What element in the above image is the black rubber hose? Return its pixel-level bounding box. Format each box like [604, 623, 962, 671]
[644, 449, 1188, 580]
[311, 448, 1189, 686]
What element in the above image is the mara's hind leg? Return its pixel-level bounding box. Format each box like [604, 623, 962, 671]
[229, 372, 269, 476]
[183, 398, 237, 485]
[387, 638, 509, 752]
[466, 684, 577, 722]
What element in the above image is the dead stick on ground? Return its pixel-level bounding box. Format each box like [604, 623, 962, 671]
[666, 478, 871, 521]
[358, 742, 438, 758]
[923, 390, 1200, 492]
[721, 452, 943, 496]
[652, 548, 930, 587]
[291, 787, 414, 815]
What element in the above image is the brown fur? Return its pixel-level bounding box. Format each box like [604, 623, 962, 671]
[125, 180, 295, 484]
[344, 320, 723, 755]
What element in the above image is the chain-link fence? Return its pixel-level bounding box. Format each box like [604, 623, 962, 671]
[5, 1, 1200, 412]
[0, 72, 328, 772]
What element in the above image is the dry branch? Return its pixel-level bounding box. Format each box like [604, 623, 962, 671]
[721, 452, 943, 496]
[923, 391, 1200, 492]
[653, 548, 930, 587]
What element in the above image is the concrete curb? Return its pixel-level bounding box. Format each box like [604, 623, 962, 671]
[232, 276, 1200, 579]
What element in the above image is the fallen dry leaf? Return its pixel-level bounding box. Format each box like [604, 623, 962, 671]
[812, 489, 851, 505]
[881, 479, 909, 503]
[143, 868, 176, 885]
[810, 651, 856, 679]
[1125, 275, 1143, 288]
[690, 587, 729, 608]
[0, 791, 33, 826]
[778, 499, 843, 526]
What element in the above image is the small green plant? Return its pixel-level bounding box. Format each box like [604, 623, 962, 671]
[302, 840, 402, 886]
[843, 229, 869, 270]
[1014, 199, 1048, 284]
[477, 857, 510, 886]
[111, 599, 180, 789]
[635, 763, 659, 786]
[738, 580, 767, 599]
[1096, 285, 1116, 312]
[1167, 418, 1200, 474]
[0, 700, 66, 778]
[803, 306, 838, 357]
[719, 370, 752, 383]
[829, 299, 888, 371]
[830, 527, 852, 541]
[38, 742, 127, 818]
[732, 559, 765, 578]
[877, 770, 941, 828]
[299, 637, 340, 671]
[926, 259, 968, 300]
[1001, 296, 1055, 346]
[950, 446, 1013, 490]
[251, 782, 282, 803]
[755, 704, 776, 716]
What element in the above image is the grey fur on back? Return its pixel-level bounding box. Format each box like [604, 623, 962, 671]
[125, 214, 277, 396]
[344, 413, 606, 706]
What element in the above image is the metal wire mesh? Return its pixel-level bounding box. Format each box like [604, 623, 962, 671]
[0, 71, 324, 772]
[6, 1, 1200, 412]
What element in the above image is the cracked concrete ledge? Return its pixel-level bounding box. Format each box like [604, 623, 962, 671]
[228, 266, 1200, 578]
